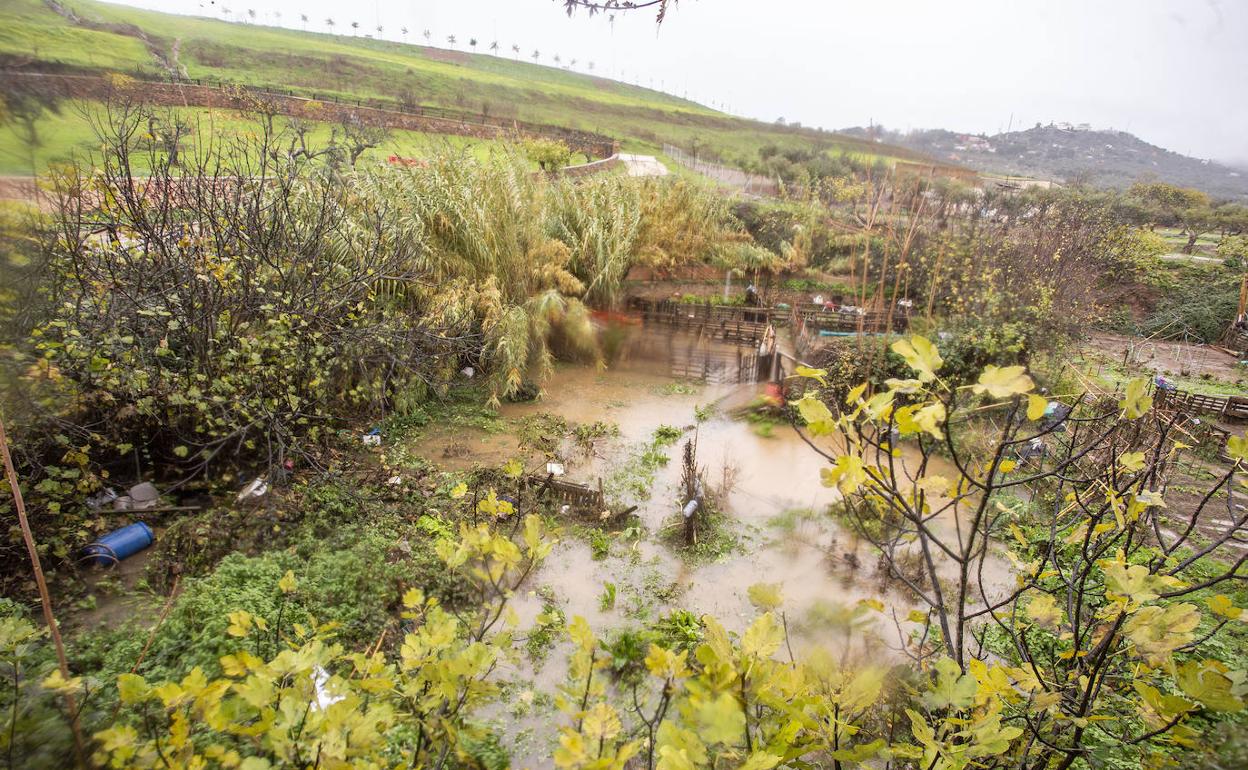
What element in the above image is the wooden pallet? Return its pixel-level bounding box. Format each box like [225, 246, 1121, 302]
[1156, 389, 1248, 421]
[522, 474, 606, 511]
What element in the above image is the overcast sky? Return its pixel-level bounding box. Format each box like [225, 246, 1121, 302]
[108, 0, 1248, 163]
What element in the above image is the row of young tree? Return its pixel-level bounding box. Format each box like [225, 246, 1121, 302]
[215, 6, 599, 70]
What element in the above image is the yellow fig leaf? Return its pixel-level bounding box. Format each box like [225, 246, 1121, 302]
[795, 393, 837, 435]
[581, 702, 623, 743]
[1119, 378, 1153, 419]
[1227, 434, 1248, 462]
[794, 365, 828, 384]
[891, 335, 944, 383]
[1206, 594, 1243, 620]
[821, 454, 868, 495]
[1025, 594, 1063, 629]
[742, 612, 784, 659]
[747, 582, 784, 612]
[972, 365, 1035, 398]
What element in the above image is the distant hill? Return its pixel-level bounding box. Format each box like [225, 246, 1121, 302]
[842, 125, 1248, 200]
[0, 0, 931, 171]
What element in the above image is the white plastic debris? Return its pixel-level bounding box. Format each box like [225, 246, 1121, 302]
[546, 461, 565, 477]
[237, 477, 268, 502]
[87, 488, 119, 510]
[461, 366, 475, 378]
[387, 475, 403, 486]
[312, 666, 344, 711]
[128, 482, 161, 509]
[362, 433, 381, 446]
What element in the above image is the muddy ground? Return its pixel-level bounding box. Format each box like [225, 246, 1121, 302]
[1085, 332, 1243, 382]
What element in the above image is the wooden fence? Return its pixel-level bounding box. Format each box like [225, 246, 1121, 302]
[629, 298, 771, 346]
[669, 347, 763, 384]
[1155, 388, 1248, 421]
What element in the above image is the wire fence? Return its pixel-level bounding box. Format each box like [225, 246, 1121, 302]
[662, 144, 780, 197]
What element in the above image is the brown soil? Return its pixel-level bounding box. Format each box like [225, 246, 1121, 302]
[1159, 463, 1248, 562]
[420, 47, 471, 65]
[1086, 332, 1242, 381]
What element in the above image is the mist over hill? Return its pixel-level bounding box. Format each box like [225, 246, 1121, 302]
[842, 124, 1248, 199]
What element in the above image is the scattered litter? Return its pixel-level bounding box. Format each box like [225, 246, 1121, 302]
[387, 475, 403, 486]
[546, 461, 566, 477]
[311, 666, 344, 711]
[461, 366, 475, 378]
[84, 522, 154, 566]
[560, 504, 571, 514]
[87, 488, 119, 510]
[1017, 437, 1046, 460]
[363, 428, 382, 446]
[237, 477, 268, 501]
[128, 482, 161, 509]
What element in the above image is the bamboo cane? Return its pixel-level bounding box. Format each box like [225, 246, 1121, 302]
[0, 416, 88, 768]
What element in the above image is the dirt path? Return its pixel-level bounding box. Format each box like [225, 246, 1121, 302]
[618, 153, 668, 177]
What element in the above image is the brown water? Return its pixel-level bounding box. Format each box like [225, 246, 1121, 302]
[409, 340, 1012, 761]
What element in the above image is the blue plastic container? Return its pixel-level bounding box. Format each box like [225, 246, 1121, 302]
[85, 522, 154, 566]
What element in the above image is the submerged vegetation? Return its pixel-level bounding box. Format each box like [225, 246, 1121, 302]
[1, 61, 1248, 770]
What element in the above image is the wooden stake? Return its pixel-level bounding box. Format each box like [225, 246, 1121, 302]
[0, 416, 88, 768]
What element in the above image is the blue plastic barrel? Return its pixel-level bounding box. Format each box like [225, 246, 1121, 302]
[85, 523, 154, 566]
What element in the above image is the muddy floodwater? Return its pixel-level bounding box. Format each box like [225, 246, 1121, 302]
[408, 331, 1013, 761]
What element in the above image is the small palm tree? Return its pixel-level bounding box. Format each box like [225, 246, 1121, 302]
[511, 44, 520, 59]
[423, 29, 431, 42]
[489, 40, 499, 55]
[376, 25, 384, 37]
[221, 7, 231, 20]
[300, 13, 308, 30]
[569, 58, 577, 69]
[351, 21, 360, 35]
[401, 26, 409, 40]
[553, 54, 561, 65]
[531, 49, 540, 62]
[246, 8, 256, 23]
[325, 17, 335, 31]
[447, 34, 457, 48]
[469, 37, 478, 51]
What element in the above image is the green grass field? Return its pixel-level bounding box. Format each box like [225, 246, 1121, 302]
[0, 0, 933, 169]
[0, 101, 550, 175]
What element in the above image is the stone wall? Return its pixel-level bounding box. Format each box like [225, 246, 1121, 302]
[557, 155, 623, 178]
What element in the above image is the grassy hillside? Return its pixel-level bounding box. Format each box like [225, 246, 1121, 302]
[0, 101, 552, 175]
[0, 0, 933, 169]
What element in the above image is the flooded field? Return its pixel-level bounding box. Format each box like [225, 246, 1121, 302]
[406, 332, 1013, 761]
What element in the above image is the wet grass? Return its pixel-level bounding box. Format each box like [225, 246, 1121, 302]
[605, 425, 687, 503]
